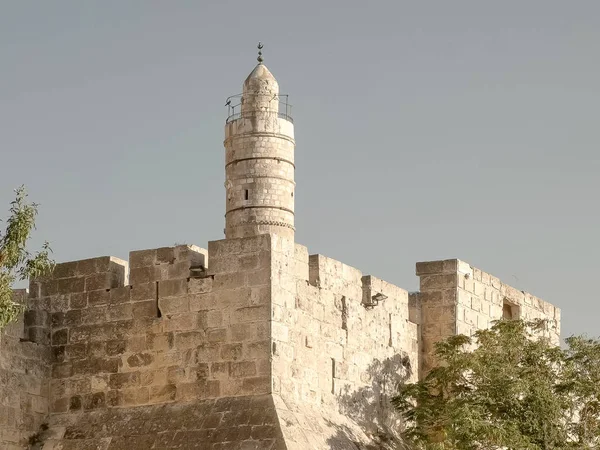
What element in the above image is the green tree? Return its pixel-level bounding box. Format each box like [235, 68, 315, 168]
[0, 186, 54, 329]
[393, 319, 600, 449]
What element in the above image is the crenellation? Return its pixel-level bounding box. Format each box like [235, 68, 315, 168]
[417, 259, 561, 376]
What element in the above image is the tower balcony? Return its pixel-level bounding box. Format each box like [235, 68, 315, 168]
[225, 94, 293, 124]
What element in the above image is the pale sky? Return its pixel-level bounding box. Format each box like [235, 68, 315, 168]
[1, 1, 598, 340]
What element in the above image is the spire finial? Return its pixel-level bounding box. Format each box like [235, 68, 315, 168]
[257, 42, 264, 64]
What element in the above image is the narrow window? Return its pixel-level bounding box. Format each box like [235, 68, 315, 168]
[156, 281, 162, 318]
[341, 296, 347, 331]
[331, 358, 336, 394]
[388, 313, 393, 347]
[244, 189, 249, 200]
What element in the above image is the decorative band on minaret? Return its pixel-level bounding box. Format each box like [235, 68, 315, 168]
[223, 44, 295, 239]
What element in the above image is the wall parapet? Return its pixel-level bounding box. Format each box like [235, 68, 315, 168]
[416, 258, 561, 375]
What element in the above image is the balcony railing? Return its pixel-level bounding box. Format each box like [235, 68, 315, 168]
[225, 94, 293, 124]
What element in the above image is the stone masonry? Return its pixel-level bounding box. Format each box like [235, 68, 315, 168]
[0, 57, 560, 449]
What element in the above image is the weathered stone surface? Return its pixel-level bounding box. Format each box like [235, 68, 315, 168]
[48, 395, 285, 449]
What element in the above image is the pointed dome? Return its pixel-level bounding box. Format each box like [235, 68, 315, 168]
[243, 63, 279, 95]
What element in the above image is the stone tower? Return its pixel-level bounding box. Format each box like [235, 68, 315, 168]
[223, 50, 295, 239]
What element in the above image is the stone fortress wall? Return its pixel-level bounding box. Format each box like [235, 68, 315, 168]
[0, 236, 560, 449]
[0, 291, 49, 450]
[413, 259, 560, 376]
[0, 55, 561, 449]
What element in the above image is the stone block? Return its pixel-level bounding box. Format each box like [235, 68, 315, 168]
[188, 277, 213, 294]
[213, 273, 246, 290]
[68, 326, 90, 344]
[80, 306, 107, 325]
[107, 303, 132, 322]
[490, 275, 502, 289]
[158, 296, 189, 315]
[140, 369, 166, 386]
[232, 305, 269, 323]
[109, 286, 131, 304]
[51, 397, 69, 413]
[159, 279, 187, 298]
[119, 387, 150, 406]
[126, 353, 154, 368]
[24, 310, 49, 327]
[415, 260, 446, 275]
[52, 363, 72, 379]
[52, 261, 79, 279]
[149, 384, 177, 403]
[211, 362, 229, 378]
[66, 343, 87, 360]
[207, 328, 228, 342]
[69, 293, 87, 309]
[109, 372, 140, 389]
[129, 249, 157, 269]
[231, 323, 257, 342]
[52, 329, 68, 346]
[82, 392, 105, 410]
[88, 290, 110, 306]
[176, 380, 220, 401]
[220, 343, 243, 361]
[464, 308, 478, 326]
[420, 274, 458, 291]
[189, 293, 215, 312]
[132, 300, 158, 318]
[106, 340, 127, 356]
[57, 277, 85, 294]
[208, 235, 270, 258]
[241, 376, 270, 395]
[126, 336, 146, 353]
[271, 322, 289, 342]
[39, 280, 58, 297]
[473, 281, 485, 297]
[129, 266, 156, 284]
[194, 343, 220, 362]
[456, 260, 473, 275]
[146, 333, 173, 351]
[72, 357, 119, 376]
[230, 361, 257, 378]
[85, 273, 115, 291]
[163, 314, 196, 332]
[174, 331, 205, 349]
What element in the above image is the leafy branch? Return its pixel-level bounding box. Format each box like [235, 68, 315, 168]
[0, 186, 54, 329]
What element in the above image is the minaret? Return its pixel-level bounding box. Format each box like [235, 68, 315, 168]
[224, 44, 295, 240]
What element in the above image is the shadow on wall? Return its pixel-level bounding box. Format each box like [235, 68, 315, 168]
[326, 354, 413, 450]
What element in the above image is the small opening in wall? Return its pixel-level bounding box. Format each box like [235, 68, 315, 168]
[503, 300, 520, 320]
[331, 358, 336, 394]
[156, 281, 162, 318]
[291, 191, 294, 197]
[244, 189, 249, 200]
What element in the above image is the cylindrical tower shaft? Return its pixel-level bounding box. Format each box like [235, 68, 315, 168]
[224, 62, 295, 240]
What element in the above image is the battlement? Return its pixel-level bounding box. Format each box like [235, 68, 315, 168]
[415, 258, 560, 329]
[1, 240, 563, 450]
[0, 242, 561, 449]
[415, 258, 561, 376]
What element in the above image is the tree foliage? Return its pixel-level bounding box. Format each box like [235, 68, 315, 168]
[0, 186, 54, 329]
[393, 319, 600, 449]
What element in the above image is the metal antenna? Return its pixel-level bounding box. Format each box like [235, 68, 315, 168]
[257, 42, 264, 63]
